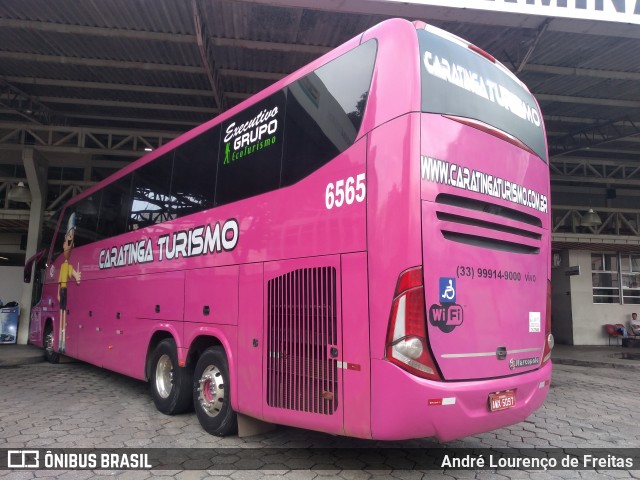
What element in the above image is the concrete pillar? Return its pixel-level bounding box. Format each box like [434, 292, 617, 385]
[17, 148, 47, 344]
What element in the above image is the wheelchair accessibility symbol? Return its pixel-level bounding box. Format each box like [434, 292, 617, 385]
[439, 278, 456, 303]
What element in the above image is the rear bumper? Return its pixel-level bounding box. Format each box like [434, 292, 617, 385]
[370, 359, 551, 441]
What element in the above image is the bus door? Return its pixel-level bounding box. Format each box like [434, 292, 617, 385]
[25, 249, 47, 344]
[263, 256, 344, 435]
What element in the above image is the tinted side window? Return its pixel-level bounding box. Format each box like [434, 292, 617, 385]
[129, 153, 174, 230]
[96, 175, 132, 238]
[52, 208, 71, 261]
[73, 193, 102, 247]
[46, 208, 64, 261]
[172, 125, 220, 216]
[216, 91, 286, 206]
[281, 40, 377, 186]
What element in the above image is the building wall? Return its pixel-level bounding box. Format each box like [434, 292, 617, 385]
[0, 266, 24, 306]
[567, 249, 637, 345]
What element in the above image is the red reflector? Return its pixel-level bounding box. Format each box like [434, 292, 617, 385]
[468, 43, 496, 63]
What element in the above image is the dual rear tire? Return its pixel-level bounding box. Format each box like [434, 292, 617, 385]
[150, 340, 236, 436]
[150, 339, 193, 415]
[43, 323, 59, 364]
[192, 346, 237, 436]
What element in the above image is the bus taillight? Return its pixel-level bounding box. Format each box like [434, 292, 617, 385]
[385, 267, 441, 381]
[542, 280, 554, 365]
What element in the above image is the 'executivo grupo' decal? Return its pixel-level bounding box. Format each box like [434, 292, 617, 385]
[98, 219, 239, 270]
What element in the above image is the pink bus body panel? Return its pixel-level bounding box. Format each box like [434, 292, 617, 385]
[420, 114, 550, 380]
[371, 360, 551, 441]
[30, 18, 551, 441]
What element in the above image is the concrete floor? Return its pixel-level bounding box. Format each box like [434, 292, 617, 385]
[0, 345, 639, 478]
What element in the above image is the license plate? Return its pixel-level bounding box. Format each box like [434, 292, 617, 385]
[489, 390, 516, 412]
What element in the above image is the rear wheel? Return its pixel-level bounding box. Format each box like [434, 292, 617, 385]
[193, 346, 237, 436]
[43, 323, 59, 364]
[150, 338, 193, 414]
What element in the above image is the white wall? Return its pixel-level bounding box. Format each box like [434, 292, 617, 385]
[0, 266, 24, 306]
[568, 249, 637, 345]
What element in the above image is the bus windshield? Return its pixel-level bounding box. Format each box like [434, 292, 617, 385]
[418, 26, 547, 163]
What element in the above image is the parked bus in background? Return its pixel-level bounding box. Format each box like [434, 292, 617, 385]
[26, 18, 552, 441]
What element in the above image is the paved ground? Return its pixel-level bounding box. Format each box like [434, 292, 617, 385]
[0, 351, 639, 478]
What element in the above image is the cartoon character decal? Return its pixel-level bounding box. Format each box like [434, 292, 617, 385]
[58, 212, 81, 353]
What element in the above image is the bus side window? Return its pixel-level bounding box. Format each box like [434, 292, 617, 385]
[171, 125, 220, 217]
[74, 193, 101, 247]
[215, 91, 286, 206]
[281, 40, 377, 187]
[129, 152, 174, 230]
[52, 208, 71, 262]
[97, 174, 132, 239]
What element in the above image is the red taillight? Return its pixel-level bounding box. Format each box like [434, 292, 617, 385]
[542, 280, 554, 365]
[385, 267, 441, 381]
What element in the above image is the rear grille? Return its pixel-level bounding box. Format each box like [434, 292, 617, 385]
[441, 231, 540, 254]
[267, 267, 338, 415]
[436, 193, 542, 227]
[436, 193, 542, 254]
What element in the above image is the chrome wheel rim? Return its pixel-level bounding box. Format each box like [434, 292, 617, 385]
[197, 365, 225, 417]
[45, 331, 54, 354]
[155, 354, 173, 399]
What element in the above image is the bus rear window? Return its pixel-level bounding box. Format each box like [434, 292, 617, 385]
[418, 28, 547, 163]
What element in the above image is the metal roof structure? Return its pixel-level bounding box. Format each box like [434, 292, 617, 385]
[0, 0, 639, 255]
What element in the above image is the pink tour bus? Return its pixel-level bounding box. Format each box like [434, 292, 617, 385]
[26, 18, 552, 441]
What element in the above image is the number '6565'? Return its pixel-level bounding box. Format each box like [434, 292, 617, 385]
[325, 173, 366, 210]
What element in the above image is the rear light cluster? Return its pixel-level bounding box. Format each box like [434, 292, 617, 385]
[542, 280, 554, 364]
[385, 267, 441, 381]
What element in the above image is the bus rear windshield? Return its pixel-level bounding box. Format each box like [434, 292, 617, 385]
[418, 28, 547, 163]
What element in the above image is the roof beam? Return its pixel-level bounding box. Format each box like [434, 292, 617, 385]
[0, 78, 58, 125]
[549, 116, 640, 157]
[551, 175, 640, 186]
[536, 94, 640, 109]
[60, 113, 199, 128]
[3, 76, 214, 97]
[18, 96, 218, 114]
[0, 51, 288, 81]
[0, 122, 180, 157]
[524, 64, 640, 81]
[220, 69, 286, 81]
[516, 18, 551, 73]
[212, 37, 331, 55]
[0, 17, 332, 56]
[0, 18, 195, 43]
[192, 0, 226, 110]
[0, 51, 205, 74]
